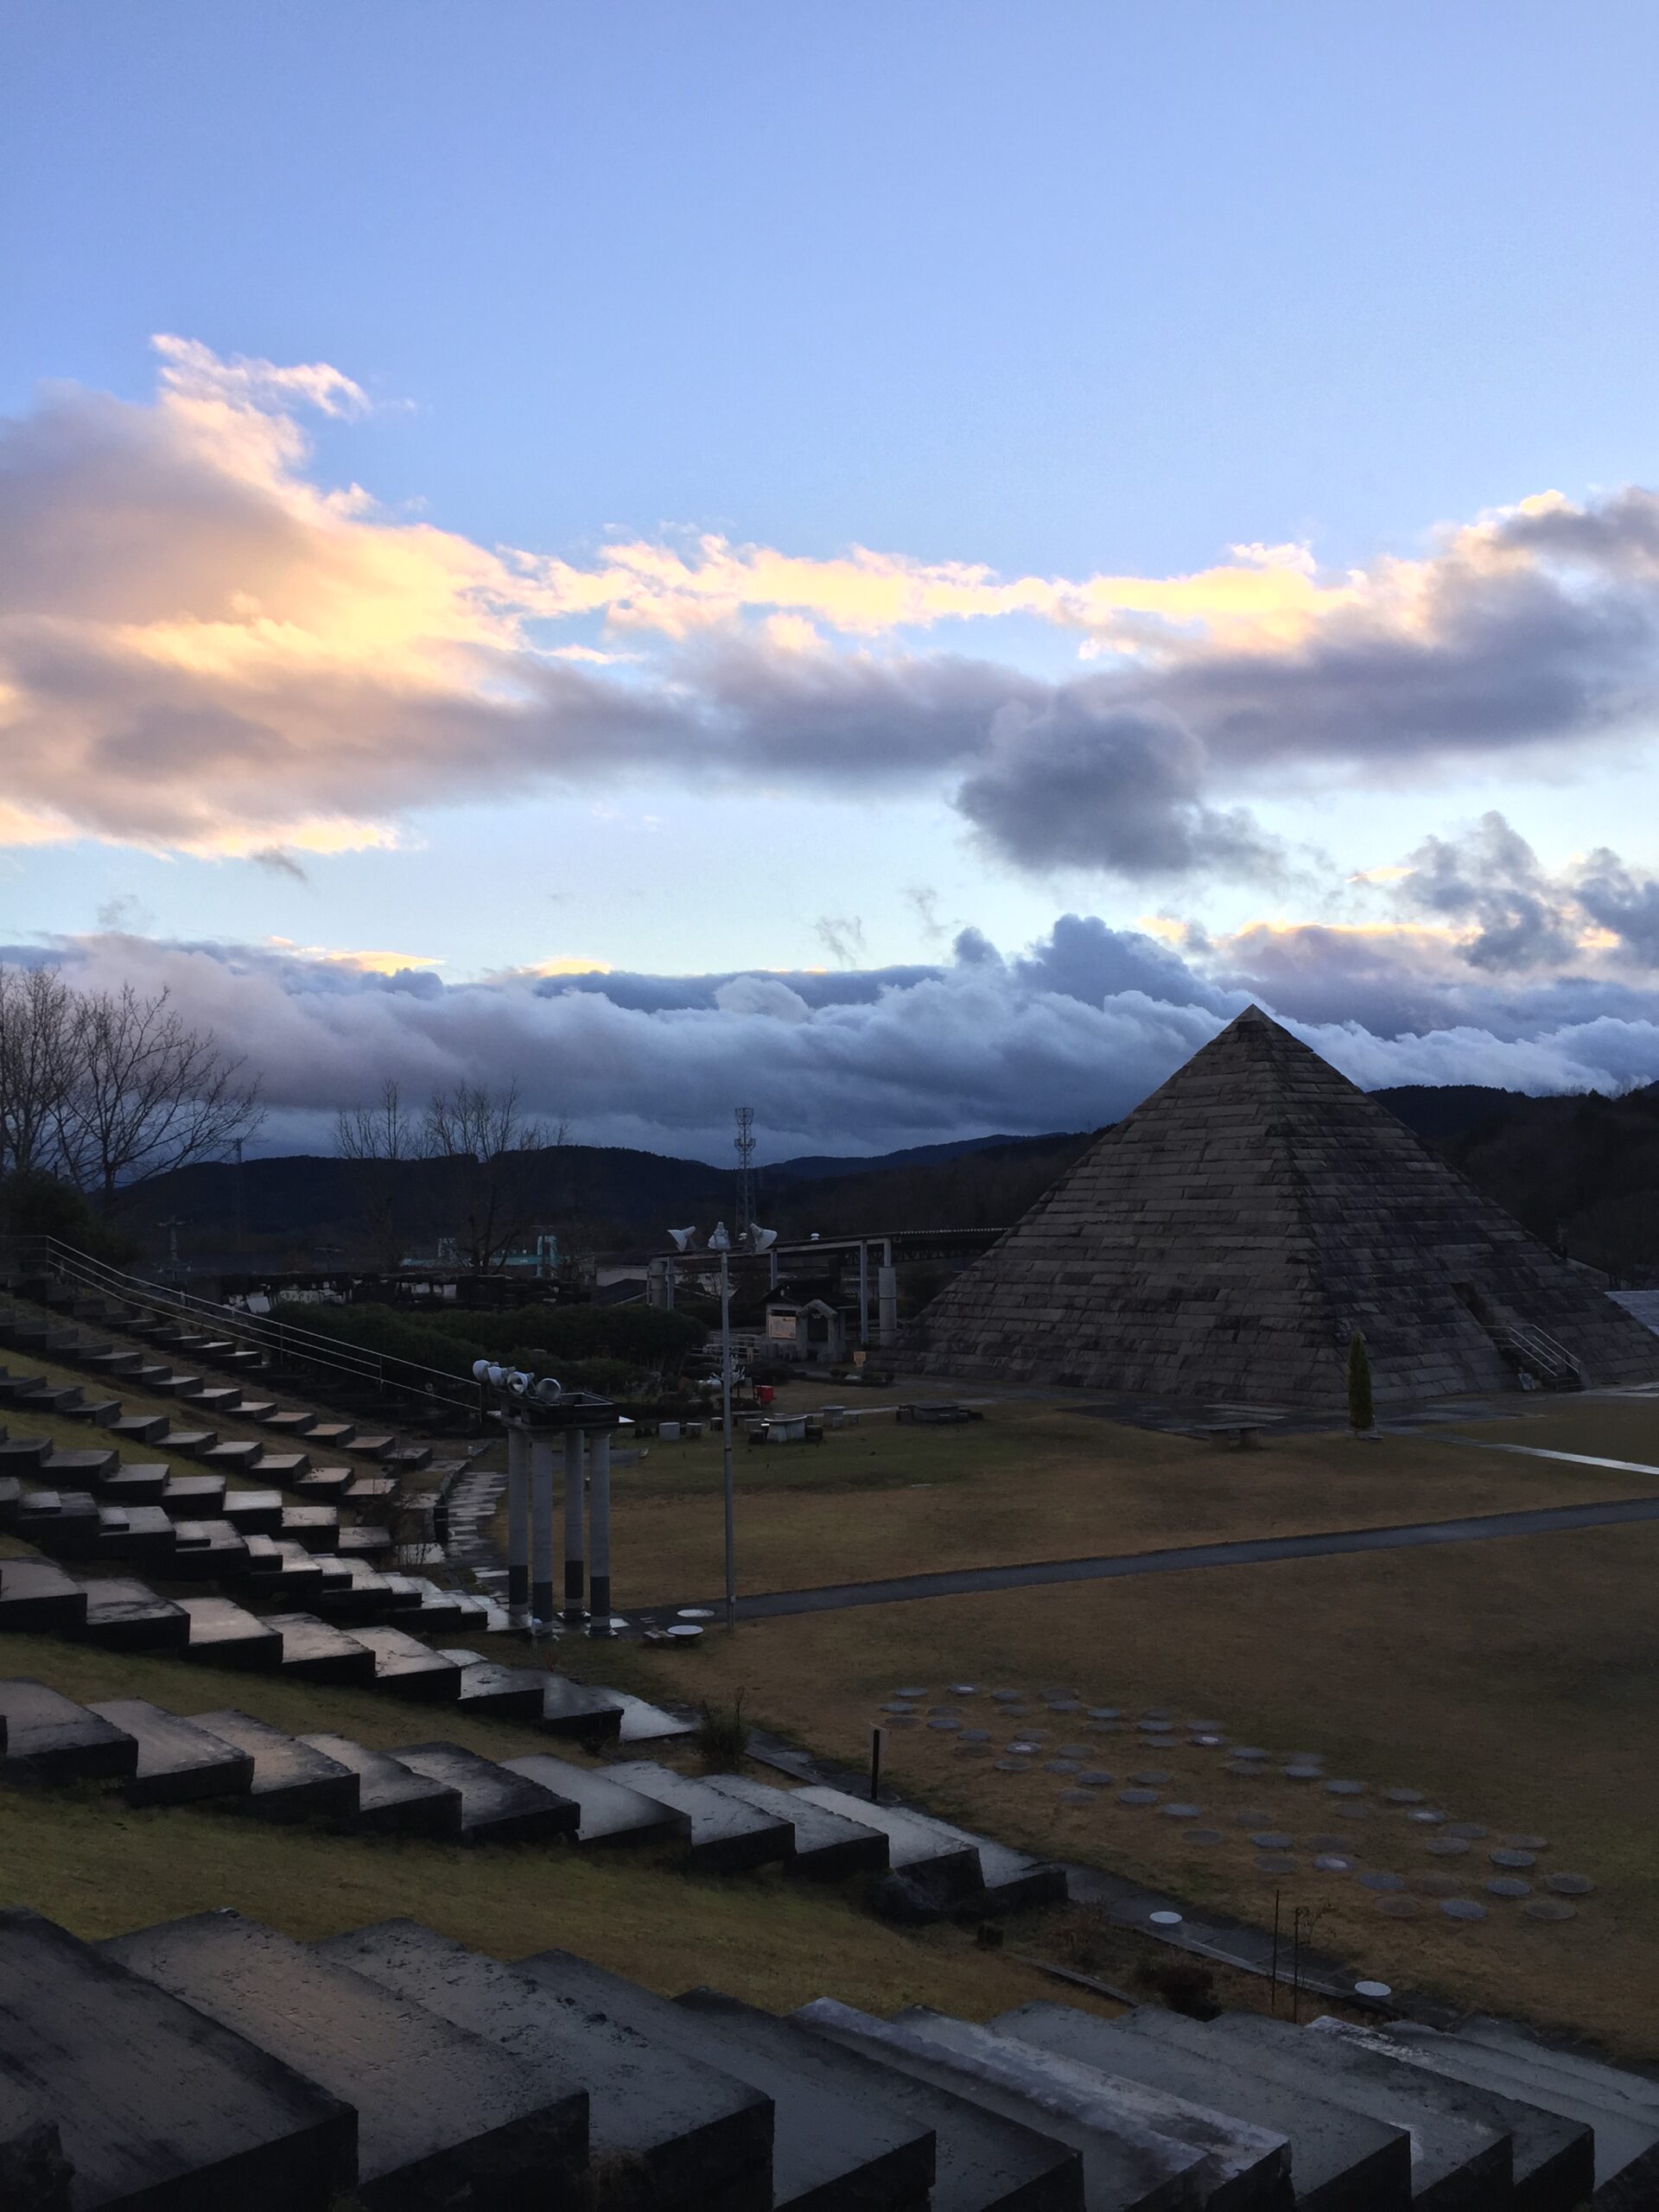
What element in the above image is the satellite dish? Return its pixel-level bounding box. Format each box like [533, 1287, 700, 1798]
[708, 1222, 731, 1251]
[667, 1226, 698, 1252]
[747, 1224, 778, 1252]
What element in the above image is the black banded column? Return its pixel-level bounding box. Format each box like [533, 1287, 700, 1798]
[505, 1422, 531, 1611]
[530, 1433, 556, 1623]
[586, 1427, 613, 1636]
[561, 1429, 587, 1624]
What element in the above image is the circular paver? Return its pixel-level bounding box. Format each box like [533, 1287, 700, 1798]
[1376, 1895, 1425, 1918]
[1406, 1809, 1446, 1826]
[1426, 1837, 1471, 1857]
[1359, 1872, 1405, 1893]
[1545, 1872, 1594, 1897]
[1325, 1780, 1366, 1797]
[1006, 1740, 1042, 1757]
[1445, 1822, 1488, 1840]
[1139, 1720, 1174, 1735]
[1118, 1788, 1160, 1806]
[991, 1689, 1023, 1703]
[927, 1718, 961, 1732]
[1087, 1708, 1122, 1721]
[992, 1760, 1028, 1774]
[1162, 1802, 1203, 1821]
[1079, 1770, 1114, 1788]
[1250, 1830, 1294, 1850]
[676, 1606, 715, 1620]
[1191, 1734, 1226, 1748]
[1231, 1746, 1268, 1761]
[1441, 1898, 1487, 1923]
[1141, 1707, 1173, 1719]
[1355, 1979, 1394, 1999]
[880, 1703, 917, 1715]
[1526, 1898, 1578, 1922]
[960, 1729, 990, 1743]
[1224, 1762, 1265, 1778]
[1383, 1787, 1426, 1805]
[1314, 1854, 1357, 1873]
[1284, 1764, 1323, 1782]
[1047, 1700, 1083, 1715]
[1255, 1853, 1298, 1874]
[949, 1683, 979, 1696]
[1134, 1769, 1173, 1786]
[1490, 1848, 1536, 1870]
[1046, 1759, 1082, 1776]
[895, 1688, 928, 1699]
[1487, 1877, 1532, 1899]
[1148, 1908, 1183, 1927]
[1184, 1828, 1224, 1845]
[1503, 1834, 1548, 1852]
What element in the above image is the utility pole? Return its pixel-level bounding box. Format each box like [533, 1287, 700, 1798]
[734, 1106, 755, 1240]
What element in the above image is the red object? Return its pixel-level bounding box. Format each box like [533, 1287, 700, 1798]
[756, 1385, 775, 1404]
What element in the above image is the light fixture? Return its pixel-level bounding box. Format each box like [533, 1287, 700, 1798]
[668, 1226, 698, 1251]
[707, 1221, 731, 1251]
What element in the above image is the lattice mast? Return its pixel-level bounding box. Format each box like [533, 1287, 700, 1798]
[734, 1105, 756, 1238]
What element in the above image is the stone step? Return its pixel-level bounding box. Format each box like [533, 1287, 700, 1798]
[502, 1752, 695, 1847]
[306, 1421, 356, 1448]
[1010, 2005, 1408, 2212]
[336, 1526, 395, 1561]
[98, 1460, 169, 1503]
[259, 1408, 317, 1437]
[38, 1446, 119, 1485]
[1321, 2020, 1659, 2208]
[1, 1908, 354, 2212]
[524, 1948, 935, 2209]
[188, 1386, 246, 1415]
[401, 1577, 467, 1630]
[605, 1760, 795, 1872]
[318, 1917, 768, 2209]
[0, 1371, 48, 1403]
[105, 1412, 168, 1445]
[0, 1558, 88, 1633]
[97, 1502, 178, 1564]
[902, 2006, 1285, 2212]
[311, 1560, 401, 1623]
[128, 1363, 173, 1389]
[429, 1647, 549, 1723]
[388, 1443, 433, 1472]
[344, 1474, 397, 1504]
[16, 1490, 101, 1556]
[159, 1428, 217, 1455]
[81, 1348, 143, 1374]
[524, 1670, 627, 1741]
[347, 1433, 397, 1459]
[90, 1696, 257, 1806]
[254, 1451, 313, 1485]
[829, 1786, 1068, 1910]
[799, 1999, 1199, 2212]
[279, 1503, 340, 1554]
[266, 1611, 377, 1685]
[0, 1677, 138, 1781]
[64, 1397, 123, 1426]
[685, 1987, 1084, 2212]
[791, 1789, 986, 1903]
[231, 1395, 276, 1419]
[14, 1385, 81, 1414]
[166, 1520, 251, 1580]
[242, 1536, 327, 1599]
[1455, 2014, 1659, 2130]
[0, 1474, 18, 1531]
[105, 1910, 585, 2205]
[0, 1434, 51, 1471]
[1275, 2017, 1593, 2212]
[703, 1774, 890, 1876]
[149, 1372, 204, 1398]
[221, 1487, 285, 1535]
[222, 1350, 265, 1370]
[80, 1577, 190, 1651]
[388, 1741, 580, 1842]
[1195, 2012, 1510, 2208]
[179, 1594, 284, 1669]
[186, 1711, 360, 1823]
[589, 1685, 696, 1744]
[0, 2066, 66, 2209]
[297, 1733, 465, 1837]
[200, 1440, 263, 1476]
[350, 1623, 465, 1700]
[293, 1465, 353, 1501]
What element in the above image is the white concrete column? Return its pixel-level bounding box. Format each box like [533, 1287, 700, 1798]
[877, 1264, 899, 1348]
[562, 1428, 587, 1624]
[587, 1427, 613, 1637]
[505, 1423, 531, 1610]
[529, 1435, 556, 1622]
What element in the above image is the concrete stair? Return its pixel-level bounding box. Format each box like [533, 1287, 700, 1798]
[501, 1752, 696, 1847]
[606, 1760, 796, 1872]
[296, 1733, 465, 1837]
[186, 1710, 362, 1823]
[387, 1741, 580, 1842]
[80, 1578, 190, 1651]
[90, 1696, 257, 1806]
[0, 1678, 138, 1782]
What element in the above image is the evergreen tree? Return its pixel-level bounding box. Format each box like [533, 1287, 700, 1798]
[1346, 1329, 1375, 1434]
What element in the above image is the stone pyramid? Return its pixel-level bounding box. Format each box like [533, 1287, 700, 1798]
[908, 1005, 1659, 1407]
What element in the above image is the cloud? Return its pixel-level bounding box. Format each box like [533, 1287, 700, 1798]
[250, 845, 308, 881]
[6, 342, 1659, 882]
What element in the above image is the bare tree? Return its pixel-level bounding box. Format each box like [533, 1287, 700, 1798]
[54, 984, 263, 1206]
[0, 964, 77, 1176]
[423, 1077, 548, 1271]
[335, 1078, 417, 1269]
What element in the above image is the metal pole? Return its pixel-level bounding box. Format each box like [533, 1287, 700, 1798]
[869, 1726, 882, 1803]
[562, 1429, 587, 1624]
[721, 1248, 735, 1633]
[858, 1241, 869, 1347]
[587, 1427, 613, 1636]
[529, 1434, 556, 1623]
[1269, 1889, 1281, 2015]
[505, 1423, 531, 1611]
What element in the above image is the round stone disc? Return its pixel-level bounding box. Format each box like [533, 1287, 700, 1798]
[1078, 1770, 1114, 1787]
[960, 1728, 990, 1743]
[1359, 1872, 1405, 1892]
[1187, 1719, 1224, 1732]
[1426, 1837, 1471, 1856]
[1503, 1833, 1548, 1851]
[1162, 1802, 1203, 1820]
[1047, 1700, 1082, 1715]
[1045, 1759, 1082, 1775]
[927, 1718, 961, 1732]
[1134, 1769, 1173, 1785]
[1191, 1734, 1225, 1747]
[948, 1683, 978, 1696]
[1354, 1979, 1394, 1999]
[880, 1703, 917, 1714]
[1383, 1787, 1426, 1805]
[1249, 1831, 1294, 1849]
[1325, 1780, 1366, 1797]
[1406, 1809, 1446, 1825]
[1118, 1788, 1160, 1806]
[1184, 1828, 1224, 1845]
[1140, 1707, 1173, 1719]
[1006, 1740, 1040, 1755]
[894, 1688, 928, 1699]
[1224, 1762, 1265, 1777]
[1445, 1822, 1488, 1840]
[1231, 1746, 1268, 1761]
[1255, 1853, 1298, 1874]
[1139, 1720, 1174, 1734]
[1490, 1848, 1536, 1870]
[1314, 1854, 1357, 1872]
[1148, 1908, 1183, 1926]
[1544, 1872, 1594, 1896]
[1486, 1877, 1531, 1898]
[1441, 1898, 1486, 1923]
[990, 1689, 1023, 1702]
[1283, 1764, 1322, 1782]
[1525, 1897, 1578, 1921]
[1376, 1894, 1424, 1918]
[1087, 1708, 1122, 1721]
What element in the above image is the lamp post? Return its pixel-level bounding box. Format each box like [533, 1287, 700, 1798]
[667, 1219, 775, 1634]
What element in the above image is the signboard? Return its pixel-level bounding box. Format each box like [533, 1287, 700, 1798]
[766, 1311, 798, 1342]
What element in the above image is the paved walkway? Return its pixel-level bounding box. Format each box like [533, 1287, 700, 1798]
[645, 1488, 1659, 1624]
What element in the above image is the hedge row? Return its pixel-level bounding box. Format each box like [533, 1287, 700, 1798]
[270, 1296, 705, 1389]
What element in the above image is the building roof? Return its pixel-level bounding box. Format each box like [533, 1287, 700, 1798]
[907, 1004, 1659, 1406]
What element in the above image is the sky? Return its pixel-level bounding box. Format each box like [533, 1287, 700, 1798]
[5, 3, 1659, 1160]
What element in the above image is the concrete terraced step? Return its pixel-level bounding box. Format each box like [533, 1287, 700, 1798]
[683, 1987, 1084, 2212]
[105, 1911, 585, 2209]
[244, 1535, 327, 1598]
[99, 1461, 169, 1503]
[297, 1732, 465, 1837]
[105, 1412, 168, 1445]
[167, 1519, 251, 1579]
[80, 1577, 189, 1651]
[0, 1909, 353, 2212]
[524, 1947, 936, 2210]
[606, 1760, 795, 1872]
[222, 1487, 285, 1535]
[389, 1741, 581, 1842]
[15, 1490, 100, 1556]
[187, 1711, 360, 1823]
[0, 1557, 87, 1632]
[588, 1684, 696, 1743]
[702, 1773, 890, 1875]
[161, 1472, 227, 1515]
[501, 1752, 694, 1847]
[791, 1788, 984, 1904]
[178, 1594, 284, 1669]
[430, 1647, 549, 1723]
[97, 1501, 178, 1564]
[798, 1999, 1204, 2212]
[265, 1611, 377, 1684]
[1007, 2005, 1409, 2212]
[350, 1623, 464, 1700]
[0, 1677, 138, 1781]
[805, 1786, 1067, 1910]
[318, 1917, 769, 2210]
[90, 1696, 257, 1806]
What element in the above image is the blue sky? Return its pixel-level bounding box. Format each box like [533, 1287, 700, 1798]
[5, 3, 1659, 1154]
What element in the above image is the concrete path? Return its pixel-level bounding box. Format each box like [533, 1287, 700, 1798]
[646, 1488, 1659, 1624]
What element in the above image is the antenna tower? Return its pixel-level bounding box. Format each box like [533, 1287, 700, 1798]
[734, 1105, 756, 1236]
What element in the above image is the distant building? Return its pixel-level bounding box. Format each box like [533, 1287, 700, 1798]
[763, 1276, 852, 1365]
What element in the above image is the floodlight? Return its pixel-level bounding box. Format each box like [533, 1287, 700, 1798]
[533, 1375, 564, 1404]
[746, 1224, 778, 1252]
[486, 1363, 507, 1387]
[667, 1226, 698, 1252]
[708, 1221, 731, 1251]
[472, 1360, 492, 1382]
[506, 1370, 533, 1395]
